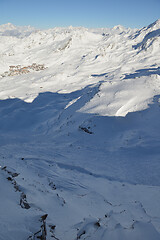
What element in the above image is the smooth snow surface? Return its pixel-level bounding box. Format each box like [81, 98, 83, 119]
[0, 20, 160, 240]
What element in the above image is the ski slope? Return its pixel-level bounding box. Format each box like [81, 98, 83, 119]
[0, 20, 160, 240]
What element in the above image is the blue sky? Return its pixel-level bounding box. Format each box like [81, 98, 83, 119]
[0, 0, 160, 29]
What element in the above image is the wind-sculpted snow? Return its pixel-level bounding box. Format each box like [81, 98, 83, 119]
[0, 20, 160, 240]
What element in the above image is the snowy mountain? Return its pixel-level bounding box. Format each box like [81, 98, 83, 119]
[133, 19, 160, 50]
[0, 23, 36, 37]
[0, 20, 160, 240]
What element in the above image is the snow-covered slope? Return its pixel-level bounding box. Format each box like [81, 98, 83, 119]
[0, 20, 160, 240]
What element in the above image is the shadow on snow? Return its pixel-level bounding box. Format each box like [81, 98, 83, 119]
[0, 84, 160, 185]
[124, 66, 160, 79]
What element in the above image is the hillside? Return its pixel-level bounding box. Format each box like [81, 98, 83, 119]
[0, 20, 160, 240]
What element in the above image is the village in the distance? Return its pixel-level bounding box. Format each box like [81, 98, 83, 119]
[1, 63, 46, 78]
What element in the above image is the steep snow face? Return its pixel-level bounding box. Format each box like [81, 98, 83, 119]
[133, 19, 160, 51]
[0, 21, 160, 240]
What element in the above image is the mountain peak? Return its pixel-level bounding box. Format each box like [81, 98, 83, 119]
[112, 25, 126, 31]
[147, 19, 160, 30]
[0, 23, 36, 38]
[0, 22, 16, 30]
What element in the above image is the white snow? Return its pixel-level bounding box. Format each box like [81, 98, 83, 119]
[0, 20, 160, 240]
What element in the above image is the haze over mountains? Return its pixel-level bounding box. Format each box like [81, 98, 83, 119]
[0, 20, 160, 240]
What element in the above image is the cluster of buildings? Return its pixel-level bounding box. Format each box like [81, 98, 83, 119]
[1, 63, 46, 77]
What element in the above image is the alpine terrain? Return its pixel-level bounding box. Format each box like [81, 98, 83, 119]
[0, 20, 160, 240]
